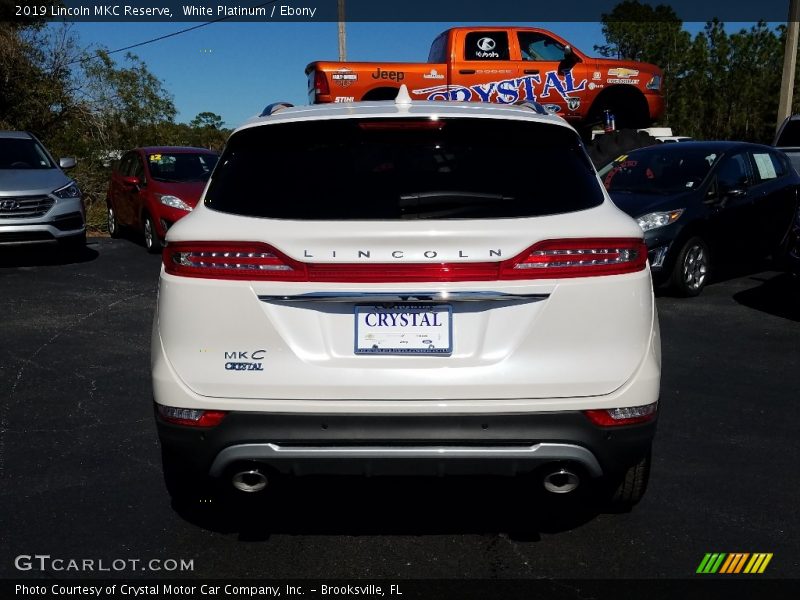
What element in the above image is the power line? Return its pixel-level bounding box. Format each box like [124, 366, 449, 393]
[67, 1, 280, 65]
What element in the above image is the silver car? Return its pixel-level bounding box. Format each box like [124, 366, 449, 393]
[0, 131, 85, 250]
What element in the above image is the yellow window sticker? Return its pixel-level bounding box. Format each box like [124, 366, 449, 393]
[149, 154, 162, 162]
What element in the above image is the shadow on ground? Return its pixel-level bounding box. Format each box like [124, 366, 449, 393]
[172, 474, 603, 542]
[0, 240, 99, 268]
[733, 272, 800, 322]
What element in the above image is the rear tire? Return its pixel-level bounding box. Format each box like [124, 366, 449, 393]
[143, 213, 162, 254]
[603, 452, 651, 512]
[669, 236, 710, 297]
[586, 129, 659, 169]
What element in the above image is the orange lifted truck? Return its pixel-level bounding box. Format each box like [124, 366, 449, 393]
[306, 26, 664, 133]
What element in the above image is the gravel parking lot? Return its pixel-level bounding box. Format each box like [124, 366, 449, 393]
[1, 237, 799, 582]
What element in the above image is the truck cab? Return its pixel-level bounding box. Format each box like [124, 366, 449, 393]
[306, 26, 664, 131]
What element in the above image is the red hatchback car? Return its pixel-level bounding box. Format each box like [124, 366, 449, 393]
[106, 147, 219, 252]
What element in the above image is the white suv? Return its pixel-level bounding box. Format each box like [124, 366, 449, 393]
[152, 90, 660, 510]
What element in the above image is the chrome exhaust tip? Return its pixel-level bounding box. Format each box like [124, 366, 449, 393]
[231, 469, 268, 493]
[543, 468, 580, 494]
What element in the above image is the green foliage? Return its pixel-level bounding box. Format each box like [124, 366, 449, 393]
[0, 21, 230, 231]
[597, 2, 791, 143]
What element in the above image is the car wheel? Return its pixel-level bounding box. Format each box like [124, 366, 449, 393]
[602, 452, 651, 512]
[669, 237, 710, 296]
[107, 204, 120, 238]
[143, 214, 162, 254]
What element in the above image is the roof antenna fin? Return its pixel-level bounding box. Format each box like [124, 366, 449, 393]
[395, 84, 412, 106]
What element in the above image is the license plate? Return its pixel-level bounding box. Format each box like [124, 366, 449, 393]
[354, 304, 452, 355]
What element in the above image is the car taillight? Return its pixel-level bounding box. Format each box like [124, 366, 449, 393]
[499, 238, 648, 279]
[314, 70, 330, 95]
[359, 120, 445, 131]
[164, 242, 307, 280]
[164, 239, 647, 282]
[156, 405, 227, 427]
[584, 402, 658, 427]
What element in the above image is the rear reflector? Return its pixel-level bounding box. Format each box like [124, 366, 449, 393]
[584, 402, 658, 427]
[157, 405, 227, 428]
[164, 238, 647, 282]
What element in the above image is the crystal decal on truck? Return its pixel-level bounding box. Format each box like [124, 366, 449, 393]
[412, 69, 586, 104]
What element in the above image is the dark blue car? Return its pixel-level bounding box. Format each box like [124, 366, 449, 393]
[599, 141, 800, 295]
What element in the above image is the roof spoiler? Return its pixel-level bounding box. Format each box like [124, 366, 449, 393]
[514, 100, 550, 115]
[260, 103, 294, 117]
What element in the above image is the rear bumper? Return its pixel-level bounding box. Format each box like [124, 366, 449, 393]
[156, 409, 657, 479]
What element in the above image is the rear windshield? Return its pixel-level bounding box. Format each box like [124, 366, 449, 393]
[147, 152, 218, 183]
[205, 118, 604, 220]
[0, 138, 55, 169]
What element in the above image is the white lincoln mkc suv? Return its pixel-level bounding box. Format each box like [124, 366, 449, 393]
[152, 87, 661, 511]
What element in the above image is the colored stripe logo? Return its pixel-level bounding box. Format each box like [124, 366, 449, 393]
[696, 553, 773, 574]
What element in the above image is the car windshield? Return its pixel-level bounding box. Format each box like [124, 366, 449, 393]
[599, 147, 718, 195]
[205, 118, 604, 220]
[146, 152, 219, 183]
[0, 138, 55, 169]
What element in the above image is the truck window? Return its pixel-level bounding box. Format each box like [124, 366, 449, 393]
[464, 32, 510, 61]
[427, 32, 448, 63]
[518, 32, 567, 62]
[205, 118, 604, 220]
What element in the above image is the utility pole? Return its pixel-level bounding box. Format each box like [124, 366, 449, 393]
[338, 0, 347, 61]
[777, 0, 800, 133]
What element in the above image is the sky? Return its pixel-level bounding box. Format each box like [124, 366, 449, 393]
[63, 20, 758, 129]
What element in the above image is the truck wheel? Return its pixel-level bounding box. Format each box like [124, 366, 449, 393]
[602, 452, 651, 512]
[362, 87, 401, 101]
[587, 129, 659, 169]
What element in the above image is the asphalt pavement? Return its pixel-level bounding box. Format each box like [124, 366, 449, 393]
[1, 237, 798, 585]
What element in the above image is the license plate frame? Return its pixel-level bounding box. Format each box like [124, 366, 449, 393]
[354, 304, 453, 355]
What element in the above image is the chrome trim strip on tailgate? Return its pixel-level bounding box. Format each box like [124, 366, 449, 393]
[258, 291, 550, 303]
[209, 442, 602, 477]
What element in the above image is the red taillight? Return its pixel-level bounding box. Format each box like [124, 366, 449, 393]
[157, 405, 227, 428]
[358, 120, 445, 131]
[314, 70, 330, 96]
[164, 238, 647, 282]
[584, 403, 658, 427]
[164, 242, 308, 281]
[500, 238, 648, 279]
